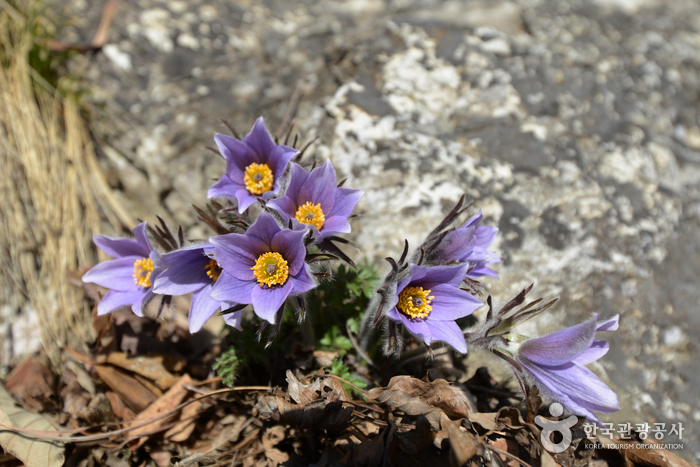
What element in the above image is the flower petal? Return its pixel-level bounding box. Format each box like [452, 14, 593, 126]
[318, 216, 351, 238]
[267, 196, 297, 223]
[291, 265, 316, 295]
[153, 247, 210, 295]
[328, 187, 363, 219]
[132, 222, 153, 254]
[208, 174, 242, 200]
[251, 280, 293, 323]
[401, 317, 431, 344]
[244, 117, 276, 161]
[427, 320, 467, 353]
[189, 284, 222, 333]
[223, 308, 244, 330]
[93, 235, 146, 259]
[571, 340, 609, 366]
[271, 228, 307, 276]
[82, 256, 144, 291]
[132, 289, 155, 317]
[269, 146, 297, 185]
[210, 271, 255, 305]
[284, 162, 310, 202]
[518, 317, 597, 366]
[519, 360, 620, 424]
[428, 284, 482, 321]
[298, 160, 337, 214]
[415, 264, 467, 289]
[97, 289, 144, 315]
[215, 133, 256, 167]
[597, 315, 619, 332]
[210, 233, 266, 281]
[246, 212, 281, 247]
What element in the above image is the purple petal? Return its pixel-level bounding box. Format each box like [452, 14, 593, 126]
[215, 132, 256, 166]
[189, 284, 222, 332]
[236, 189, 260, 213]
[426, 320, 467, 353]
[439, 226, 477, 263]
[132, 222, 153, 254]
[463, 211, 483, 229]
[223, 308, 244, 330]
[266, 196, 297, 222]
[132, 289, 155, 317]
[474, 225, 498, 249]
[597, 315, 619, 332]
[97, 289, 145, 316]
[271, 228, 307, 276]
[152, 247, 211, 295]
[328, 187, 363, 219]
[208, 174, 242, 199]
[466, 266, 499, 279]
[291, 266, 316, 295]
[428, 284, 482, 321]
[251, 280, 293, 323]
[246, 212, 281, 247]
[284, 163, 311, 202]
[244, 117, 276, 161]
[82, 256, 144, 291]
[269, 146, 297, 185]
[210, 271, 255, 305]
[210, 233, 266, 281]
[572, 340, 609, 366]
[415, 264, 468, 289]
[519, 317, 597, 366]
[93, 235, 146, 259]
[318, 216, 351, 238]
[401, 316, 432, 344]
[298, 160, 338, 214]
[520, 360, 620, 424]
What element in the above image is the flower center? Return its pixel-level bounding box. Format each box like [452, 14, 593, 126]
[205, 259, 222, 281]
[243, 163, 273, 195]
[251, 252, 289, 287]
[295, 201, 325, 230]
[132, 258, 154, 288]
[397, 286, 434, 319]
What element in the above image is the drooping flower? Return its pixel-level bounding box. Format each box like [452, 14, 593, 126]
[514, 314, 620, 425]
[208, 117, 298, 212]
[152, 244, 242, 332]
[385, 264, 483, 353]
[429, 210, 500, 278]
[209, 212, 316, 323]
[266, 160, 363, 242]
[82, 222, 160, 317]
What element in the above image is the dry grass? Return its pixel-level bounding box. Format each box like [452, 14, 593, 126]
[0, 1, 134, 365]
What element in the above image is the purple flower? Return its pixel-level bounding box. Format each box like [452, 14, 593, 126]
[515, 314, 620, 425]
[152, 244, 242, 333]
[432, 210, 500, 278]
[208, 117, 298, 213]
[385, 264, 483, 353]
[267, 160, 363, 242]
[209, 212, 316, 324]
[82, 222, 160, 317]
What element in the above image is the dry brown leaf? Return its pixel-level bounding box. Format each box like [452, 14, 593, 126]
[128, 374, 194, 447]
[467, 412, 498, 433]
[0, 383, 65, 467]
[105, 391, 136, 421]
[95, 365, 157, 412]
[106, 352, 179, 390]
[621, 441, 695, 467]
[492, 437, 521, 467]
[164, 396, 205, 443]
[540, 450, 560, 467]
[4, 357, 55, 412]
[370, 376, 471, 420]
[448, 421, 478, 467]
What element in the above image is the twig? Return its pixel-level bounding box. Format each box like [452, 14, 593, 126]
[346, 322, 376, 368]
[316, 373, 374, 399]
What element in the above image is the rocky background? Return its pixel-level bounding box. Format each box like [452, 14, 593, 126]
[58, 0, 700, 461]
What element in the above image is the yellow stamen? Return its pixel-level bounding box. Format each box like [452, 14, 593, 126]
[397, 286, 434, 319]
[251, 252, 289, 287]
[132, 258, 154, 288]
[205, 259, 222, 281]
[243, 163, 273, 194]
[295, 201, 325, 230]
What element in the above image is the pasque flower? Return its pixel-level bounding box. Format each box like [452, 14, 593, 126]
[82, 222, 160, 317]
[385, 264, 483, 353]
[152, 244, 242, 332]
[429, 210, 500, 278]
[209, 212, 316, 323]
[515, 314, 620, 425]
[267, 160, 363, 242]
[208, 117, 298, 212]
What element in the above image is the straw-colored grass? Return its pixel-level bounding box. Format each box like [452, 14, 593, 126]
[0, 1, 134, 365]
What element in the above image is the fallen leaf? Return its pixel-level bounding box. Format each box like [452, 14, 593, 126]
[95, 365, 157, 412]
[448, 421, 477, 467]
[106, 352, 179, 390]
[128, 374, 194, 447]
[76, 394, 116, 425]
[0, 382, 65, 467]
[540, 450, 560, 467]
[370, 376, 471, 419]
[621, 440, 695, 467]
[4, 357, 55, 412]
[491, 437, 520, 467]
[105, 391, 136, 421]
[164, 396, 205, 443]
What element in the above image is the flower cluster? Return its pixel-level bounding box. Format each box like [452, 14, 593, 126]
[83, 116, 621, 428]
[84, 118, 362, 332]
